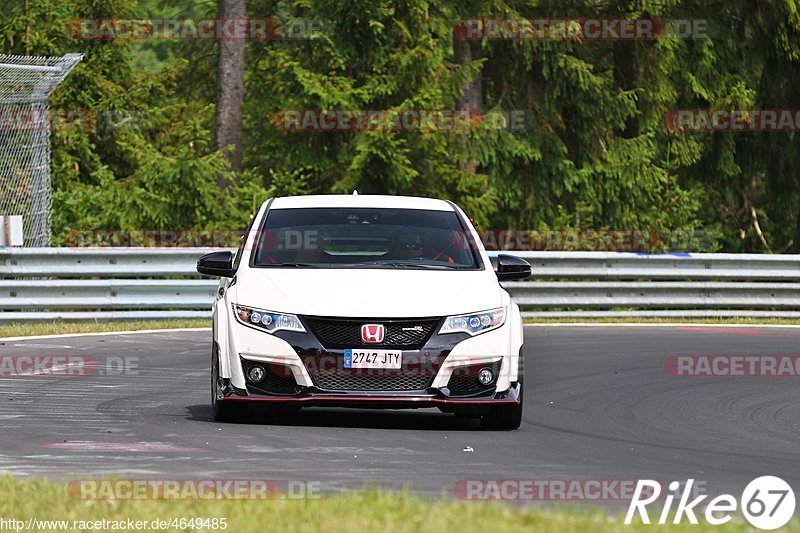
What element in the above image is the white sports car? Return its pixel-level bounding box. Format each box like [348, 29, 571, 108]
[198, 194, 530, 429]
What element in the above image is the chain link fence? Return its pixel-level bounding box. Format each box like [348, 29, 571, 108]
[0, 53, 82, 246]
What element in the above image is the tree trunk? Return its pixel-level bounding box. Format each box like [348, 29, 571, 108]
[612, 39, 639, 139]
[453, 36, 482, 113]
[453, 33, 482, 173]
[215, 0, 246, 184]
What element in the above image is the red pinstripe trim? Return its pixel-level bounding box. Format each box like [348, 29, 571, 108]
[222, 395, 517, 405]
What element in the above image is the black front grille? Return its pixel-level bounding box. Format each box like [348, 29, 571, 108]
[305, 368, 434, 391]
[241, 358, 300, 395]
[447, 360, 502, 396]
[304, 316, 440, 349]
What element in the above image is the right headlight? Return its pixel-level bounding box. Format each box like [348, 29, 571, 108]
[232, 304, 306, 334]
[439, 307, 506, 336]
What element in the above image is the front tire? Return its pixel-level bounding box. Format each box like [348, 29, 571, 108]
[481, 355, 524, 430]
[211, 345, 246, 423]
[480, 398, 522, 430]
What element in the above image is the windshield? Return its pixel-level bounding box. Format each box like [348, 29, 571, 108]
[251, 207, 481, 269]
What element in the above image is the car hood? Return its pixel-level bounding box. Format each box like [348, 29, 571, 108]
[234, 268, 503, 317]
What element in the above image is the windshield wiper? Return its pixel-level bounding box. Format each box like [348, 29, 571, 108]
[260, 262, 319, 268]
[345, 260, 455, 270]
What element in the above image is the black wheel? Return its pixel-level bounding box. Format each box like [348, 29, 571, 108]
[480, 398, 522, 430]
[481, 355, 524, 430]
[211, 346, 246, 423]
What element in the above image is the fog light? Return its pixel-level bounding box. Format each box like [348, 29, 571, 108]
[478, 367, 495, 385]
[247, 365, 266, 383]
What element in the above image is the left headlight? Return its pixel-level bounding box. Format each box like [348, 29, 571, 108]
[232, 304, 306, 334]
[439, 307, 506, 336]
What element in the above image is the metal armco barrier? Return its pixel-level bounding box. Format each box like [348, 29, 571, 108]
[1, 248, 800, 321]
[0, 247, 216, 277]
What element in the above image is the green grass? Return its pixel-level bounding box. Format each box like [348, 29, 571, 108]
[0, 316, 796, 340]
[0, 477, 788, 533]
[0, 319, 209, 339]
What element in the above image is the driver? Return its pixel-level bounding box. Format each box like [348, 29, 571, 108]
[423, 231, 455, 263]
[391, 229, 424, 260]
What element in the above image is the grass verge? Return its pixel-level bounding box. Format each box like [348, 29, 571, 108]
[0, 317, 797, 339]
[524, 317, 800, 325]
[0, 477, 779, 533]
[0, 319, 209, 339]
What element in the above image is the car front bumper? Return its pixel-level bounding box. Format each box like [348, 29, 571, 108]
[216, 379, 521, 414]
[220, 309, 522, 410]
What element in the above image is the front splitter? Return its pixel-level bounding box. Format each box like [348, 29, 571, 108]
[220, 383, 521, 411]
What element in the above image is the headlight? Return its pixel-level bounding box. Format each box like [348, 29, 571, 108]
[439, 308, 506, 336]
[232, 304, 306, 334]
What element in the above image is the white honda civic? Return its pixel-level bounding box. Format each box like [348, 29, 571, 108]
[197, 194, 530, 429]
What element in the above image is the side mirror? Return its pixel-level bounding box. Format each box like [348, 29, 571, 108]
[197, 250, 235, 277]
[495, 254, 531, 281]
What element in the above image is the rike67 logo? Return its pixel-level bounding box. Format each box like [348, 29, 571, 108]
[626, 476, 796, 530]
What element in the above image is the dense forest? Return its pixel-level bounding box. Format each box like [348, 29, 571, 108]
[2, 0, 800, 252]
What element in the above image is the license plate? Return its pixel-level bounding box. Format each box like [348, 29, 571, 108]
[344, 349, 402, 369]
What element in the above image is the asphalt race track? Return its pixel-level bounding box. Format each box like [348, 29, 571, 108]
[1, 326, 799, 504]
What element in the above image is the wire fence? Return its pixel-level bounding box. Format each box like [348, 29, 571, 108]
[0, 53, 82, 246]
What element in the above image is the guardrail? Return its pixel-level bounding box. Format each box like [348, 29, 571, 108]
[1, 248, 800, 321]
[0, 247, 213, 277]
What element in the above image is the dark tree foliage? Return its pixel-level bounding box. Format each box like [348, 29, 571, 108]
[2, 0, 800, 252]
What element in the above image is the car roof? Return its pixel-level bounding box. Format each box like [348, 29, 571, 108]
[268, 194, 454, 211]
